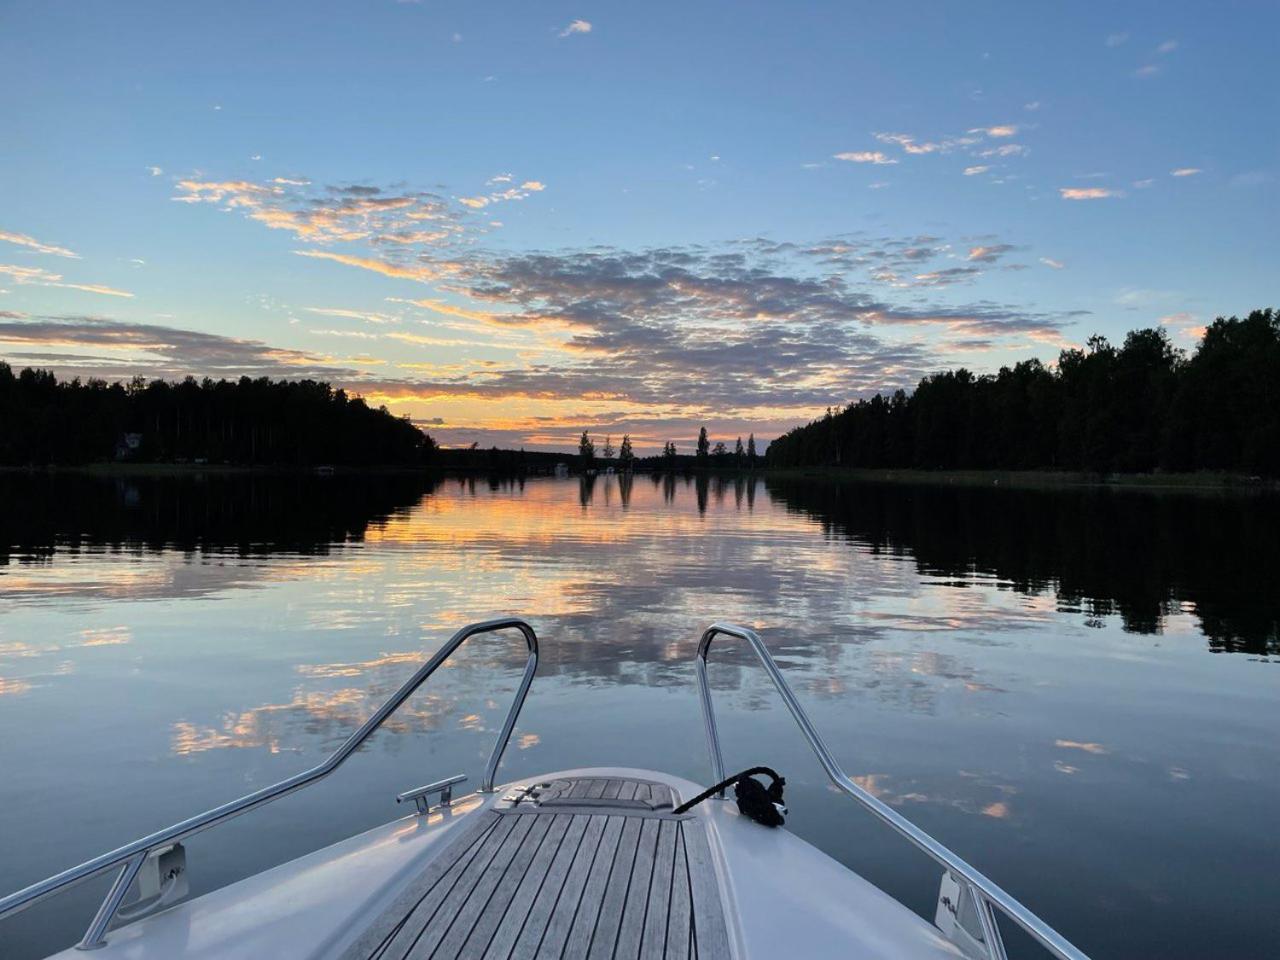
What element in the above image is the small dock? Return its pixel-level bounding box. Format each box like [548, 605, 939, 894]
[345, 777, 731, 959]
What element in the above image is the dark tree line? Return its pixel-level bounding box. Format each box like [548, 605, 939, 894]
[767, 309, 1280, 476]
[0, 366, 437, 466]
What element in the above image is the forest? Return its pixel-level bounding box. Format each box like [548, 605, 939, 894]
[0, 368, 436, 466]
[766, 309, 1280, 477]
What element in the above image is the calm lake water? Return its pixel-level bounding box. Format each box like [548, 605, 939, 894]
[1, 472, 1277, 959]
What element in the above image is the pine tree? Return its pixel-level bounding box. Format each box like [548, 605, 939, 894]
[747, 433, 757, 467]
[579, 430, 594, 468]
[619, 434, 634, 466]
[734, 436, 744, 466]
[602, 435, 615, 460]
[696, 426, 710, 462]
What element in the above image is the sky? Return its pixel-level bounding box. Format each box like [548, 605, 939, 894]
[1, 1, 1276, 453]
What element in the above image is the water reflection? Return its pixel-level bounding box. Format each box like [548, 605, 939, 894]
[767, 478, 1280, 656]
[0, 471, 438, 565]
[2, 473, 1279, 960]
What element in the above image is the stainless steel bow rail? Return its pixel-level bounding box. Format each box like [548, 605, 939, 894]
[0, 617, 538, 951]
[696, 622, 1091, 960]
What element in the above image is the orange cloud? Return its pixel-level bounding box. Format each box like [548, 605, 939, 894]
[293, 250, 450, 282]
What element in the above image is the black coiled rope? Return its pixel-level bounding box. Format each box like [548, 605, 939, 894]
[673, 766, 787, 827]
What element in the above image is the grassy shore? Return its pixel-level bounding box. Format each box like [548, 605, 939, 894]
[763, 466, 1279, 492]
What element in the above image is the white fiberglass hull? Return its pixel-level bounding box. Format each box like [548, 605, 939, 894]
[45, 768, 963, 960]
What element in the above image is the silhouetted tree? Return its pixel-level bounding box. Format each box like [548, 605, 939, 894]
[619, 434, 634, 468]
[765, 310, 1280, 477]
[734, 436, 745, 467]
[0, 366, 435, 466]
[602, 435, 615, 460]
[747, 433, 758, 468]
[696, 427, 710, 464]
[578, 430, 595, 469]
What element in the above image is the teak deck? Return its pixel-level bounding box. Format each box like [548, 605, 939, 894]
[344, 778, 731, 960]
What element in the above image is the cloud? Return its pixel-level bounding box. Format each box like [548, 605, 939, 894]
[167, 172, 1080, 424]
[1156, 39, 1179, 54]
[1132, 178, 1155, 189]
[147, 166, 164, 177]
[0, 263, 133, 298]
[0, 315, 357, 381]
[0, 230, 78, 258]
[1023, 101, 1041, 111]
[912, 266, 982, 286]
[1134, 64, 1160, 78]
[963, 165, 989, 176]
[173, 174, 551, 256]
[1059, 187, 1120, 200]
[1105, 32, 1129, 47]
[833, 151, 897, 165]
[971, 124, 1017, 137]
[383, 242, 1078, 412]
[558, 19, 592, 38]
[1039, 257, 1065, 269]
[977, 143, 1027, 158]
[1159, 311, 1206, 341]
[873, 128, 1025, 170]
[292, 250, 449, 283]
[1170, 167, 1202, 177]
[874, 132, 955, 155]
[966, 244, 1014, 263]
[302, 306, 400, 325]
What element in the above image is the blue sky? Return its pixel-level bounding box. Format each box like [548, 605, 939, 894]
[1, 1, 1276, 451]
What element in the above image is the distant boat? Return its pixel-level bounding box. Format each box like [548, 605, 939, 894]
[0, 619, 1089, 960]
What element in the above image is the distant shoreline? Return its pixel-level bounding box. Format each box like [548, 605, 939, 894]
[3, 461, 1277, 493]
[764, 466, 1280, 492]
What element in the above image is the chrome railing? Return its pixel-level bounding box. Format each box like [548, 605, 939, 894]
[696, 622, 1091, 960]
[0, 617, 538, 951]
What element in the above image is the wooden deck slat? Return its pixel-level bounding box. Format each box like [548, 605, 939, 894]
[585, 816, 645, 959]
[456, 813, 564, 959]
[355, 814, 501, 960]
[639, 819, 678, 959]
[681, 820, 731, 960]
[601, 779, 623, 800]
[498, 813, 593, 959]
[474, 813, 574, 959]
[617, 781, 639, 801]
[613, 817, 662, 960]
[416, 814, 541, 959]
[531, 815, 615, 959]
[379, 814, 518, 959]
[663, 825, 693, 960]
